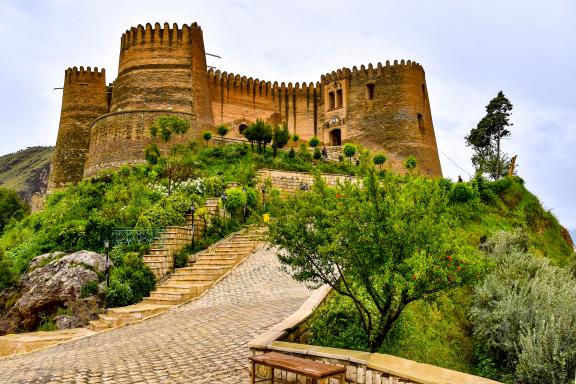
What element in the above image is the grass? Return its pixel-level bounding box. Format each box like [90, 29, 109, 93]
[0, 146, 53, 199]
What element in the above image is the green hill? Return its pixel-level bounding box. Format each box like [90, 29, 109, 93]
[0, 146, 53, 202]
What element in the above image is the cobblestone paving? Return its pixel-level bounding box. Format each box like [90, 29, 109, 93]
[0, 247, 312, 383]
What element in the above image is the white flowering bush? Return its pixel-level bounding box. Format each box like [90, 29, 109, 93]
[148, 176, 224, 198]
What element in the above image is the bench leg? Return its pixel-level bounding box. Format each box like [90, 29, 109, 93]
[251, 361, 256, 384]
[271, 367, 274, 384]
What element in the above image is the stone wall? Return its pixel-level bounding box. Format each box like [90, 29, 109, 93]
[257, 169, 362, 193]
[47, 67, 109, 191]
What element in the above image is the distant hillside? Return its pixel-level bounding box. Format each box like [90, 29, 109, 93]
[0, 146, 53, 202]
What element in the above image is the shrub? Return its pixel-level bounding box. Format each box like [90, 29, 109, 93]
[0, 188, 29, 234]
[470, 230, 576, 382]
[404, 155, 417, 170]
[373, 153, 386, 169]
[202, 131, 212, 145]
[106, 281, 134, 308]
[80, 280, 99, 298]
[343, 144, 356, 164]
[313, 148, 322, 160]
[449, 183, 475, 203]
[144, 143, 160, 165]
[288, 148, 296, 158]
[309, 136, 320, 148]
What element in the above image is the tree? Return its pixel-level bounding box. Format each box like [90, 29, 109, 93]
[292, 134, 300, 146]
[202, 131, 212, 146]
[466, 91, 513, 180]
[268, 171, 481, 352]
[309, 136, 320, 148]
[272, 123, 290, 157]
[216, 124, 229, 143]
[242, 119, 272, 153]
[343, 143, 356, 164]
[373, 154, 386, 170]
[0, 188, 29, 234]
[144, 143, 160, 165]
[149, 115, 190, 156]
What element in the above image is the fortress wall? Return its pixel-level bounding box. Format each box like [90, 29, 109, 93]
[345, 61, 442, 176]
[207, 70, 318, 140]
[83, 110, 192, 177]
[47, 67, 109, 191]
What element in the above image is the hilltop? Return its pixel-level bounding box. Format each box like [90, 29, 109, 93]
[0, 146, 53, 202]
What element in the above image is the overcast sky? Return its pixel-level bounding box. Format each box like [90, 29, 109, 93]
[0, 0, 574, 233]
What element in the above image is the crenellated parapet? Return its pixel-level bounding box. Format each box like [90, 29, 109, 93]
[120, 22, 200, 50]
[64, 66, 106, 83]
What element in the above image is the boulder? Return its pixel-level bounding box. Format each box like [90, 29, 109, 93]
[3, 251, 108, 332]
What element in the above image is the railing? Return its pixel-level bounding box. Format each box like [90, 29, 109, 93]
[112, 227, 166, 247]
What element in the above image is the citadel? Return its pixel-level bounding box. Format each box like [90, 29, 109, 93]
[48, 22, 442, 190]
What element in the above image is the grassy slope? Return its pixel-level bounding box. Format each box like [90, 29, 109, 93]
[0, 147, 53, 201]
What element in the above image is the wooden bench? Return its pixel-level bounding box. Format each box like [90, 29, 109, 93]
[249, 351, 347, 383]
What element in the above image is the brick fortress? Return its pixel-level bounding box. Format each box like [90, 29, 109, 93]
[47, 22, 442, 191]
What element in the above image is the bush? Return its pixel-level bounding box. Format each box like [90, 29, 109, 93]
[0, 188, 29, 234]
[313, 148, 322, 160]
[105, 249, 155, 307]
[449, 183, 475, 203]
[404, 155, 417, 170]
[309, 136, 320, 148]
[80, 280, 99, 298]
[106, 281, 134, 308]
[470, 230, 576, 382]
[288, 148, 296, 158]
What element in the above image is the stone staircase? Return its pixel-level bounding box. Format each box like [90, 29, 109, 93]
[88, 226, 266, 331]
[143, 227, 193, 280]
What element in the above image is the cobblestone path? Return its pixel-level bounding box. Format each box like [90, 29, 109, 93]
[0, 247, 312, 383]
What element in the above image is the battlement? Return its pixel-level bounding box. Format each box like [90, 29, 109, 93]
[207, 68, 319, 97]
[120, 22, 202, 50]
[64, 66, 106, 83]
[321, 60, 424, 84]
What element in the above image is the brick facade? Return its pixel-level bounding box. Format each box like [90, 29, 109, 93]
[49, 22, 442, 189]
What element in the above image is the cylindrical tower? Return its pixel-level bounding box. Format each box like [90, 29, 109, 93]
[344, 60, 442, 176]
[47, 67, 109, 191]
[83, 22, 214, 177]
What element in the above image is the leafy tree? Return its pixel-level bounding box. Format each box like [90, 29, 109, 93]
[268, 170, 482, 352]
[0, 188, 29, 234]
[292, 134, 300, 144]
[373, 154, 386, 170]
[404, 156, 417, 170]
[309, 136, 320, 148]
[216, 124, 229, 142]
[466, 91, 513, 180]
[272, 123, 291, 157]
[343, 143, 356, 164]
[243, 119, 272, 153]
[149, 115, 190, 156]
[202, 131, 212, 145]
[313, 148, 322, 160]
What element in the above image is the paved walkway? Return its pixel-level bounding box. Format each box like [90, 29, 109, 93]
[0, 247, 312, 383]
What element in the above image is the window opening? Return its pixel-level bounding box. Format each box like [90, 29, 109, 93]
[336, 89, 343, 109]
[367, 84, 375, 100]
[328, 92, 335, 110]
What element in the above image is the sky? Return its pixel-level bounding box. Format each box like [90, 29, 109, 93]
[0, 0, 574, 234]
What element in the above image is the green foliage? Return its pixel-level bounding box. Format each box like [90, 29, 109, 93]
[106, 249, 155, 308]
[449, 183, 476, 203]
[144, 143, 161, 165]
[37, 313, 57, 332]
[288, 148, 296, 158]
[174, 245, 192, 268]
[0, 187, 29, 234]
[243, 119, 273, 153]
[0, 248, 14, 290]
[373, 154, 386, 169]
[292, 134, 299, 143]
[342, 143, 356, 164]
[202, 131, 212, 145]
[309, 136, 320, 148]
[470, 230, 576, 383]
[272, 123, 291, 157]
[268, 170, 483, 351]
[136, 191, 190, 228]
[150, 115, 190, 155]
[313, 148, 322, 160]
[404, 155, 417, 170]
[466, 91, 513, 179]
[216, 124, 229, 140]
[80, 280, 99, 298]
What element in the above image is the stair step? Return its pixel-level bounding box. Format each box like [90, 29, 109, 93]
[88, 319, 113, 331]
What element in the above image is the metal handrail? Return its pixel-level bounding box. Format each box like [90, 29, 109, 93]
[112, 227, 166, 247]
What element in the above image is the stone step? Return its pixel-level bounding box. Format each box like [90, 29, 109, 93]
[196, 255, 237, 261]
[147, 291, 196, 302]
[107, 303, 171, 321]
[155, 283, 209, 294]
[171, 273, 220, 281]
[193, 260, 236, 267]
[87, 319, 113, 332]
[97, 314, 123, 327]
[142, 297, 185, 306]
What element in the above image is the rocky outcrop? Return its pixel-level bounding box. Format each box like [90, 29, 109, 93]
[0, 251, 107, 334]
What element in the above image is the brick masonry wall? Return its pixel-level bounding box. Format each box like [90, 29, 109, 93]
[257, 169, 362, 193]
[47, 67, 109, 191]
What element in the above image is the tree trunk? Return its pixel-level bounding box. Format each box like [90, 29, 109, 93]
[495, 124, 501, 179]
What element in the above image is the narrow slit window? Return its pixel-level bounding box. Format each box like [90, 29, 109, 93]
[417, 113, 425, 133]
[422, 84, 427, 99]
[367, 84, 375, 100]
[329, 91, 335, 110]
[336, 89, 343, 108]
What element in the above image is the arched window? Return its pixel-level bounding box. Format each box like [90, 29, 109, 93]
[239, 123, 248, 134]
